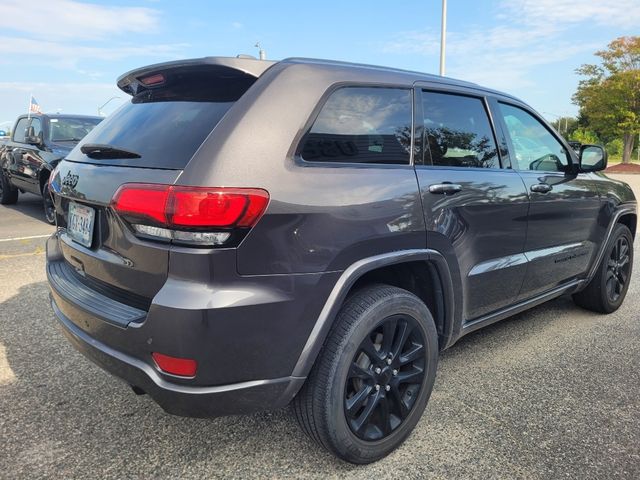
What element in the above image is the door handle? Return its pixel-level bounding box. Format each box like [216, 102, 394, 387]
[530, 183, 552, 193]
[429, 183, 462, 194]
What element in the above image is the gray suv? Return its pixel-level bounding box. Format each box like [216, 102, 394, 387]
[46, 57, 636, 464]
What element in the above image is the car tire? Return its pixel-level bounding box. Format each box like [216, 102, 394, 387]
[292, 284, 438, 464]
[0, 169, 19, 205]
[42, 182, 56, 224]
[573, 223, 633, 313]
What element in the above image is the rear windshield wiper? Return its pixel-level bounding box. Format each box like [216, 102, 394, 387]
[80, 143, 141, 159]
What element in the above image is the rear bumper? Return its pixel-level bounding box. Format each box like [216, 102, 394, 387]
[51, 296, 304, 417]
[45, 231, 339, 417]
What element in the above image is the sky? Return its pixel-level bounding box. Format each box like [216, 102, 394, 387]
[1, 0, 639, 130]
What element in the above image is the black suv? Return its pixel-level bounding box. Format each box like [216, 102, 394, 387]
[46, 57, 636, 464]
[0, 114, 102, 223]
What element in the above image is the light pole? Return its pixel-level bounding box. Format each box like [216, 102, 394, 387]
[255, 42, 266, 60]
[439, 0, 447, 76]
[98, 96, 121, 117]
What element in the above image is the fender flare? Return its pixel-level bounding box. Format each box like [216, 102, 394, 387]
[291, 249, 458, 378]
[586, 203, 637, 282]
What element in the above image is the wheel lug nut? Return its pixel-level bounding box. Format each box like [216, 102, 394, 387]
[386, 358, 392, 365]
[374, 367, 381, 374]
[385, 385, 391, 391]
[392, 369, 398, 376]
[375, 384, 380, 391]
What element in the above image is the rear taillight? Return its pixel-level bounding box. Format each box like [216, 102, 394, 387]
[111, 184, 269, 246]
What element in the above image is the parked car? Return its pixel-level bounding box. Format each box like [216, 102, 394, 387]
[0, 113, 102, 223]
[46, 57, 636, 464]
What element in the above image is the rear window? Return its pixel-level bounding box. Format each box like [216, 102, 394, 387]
[67, 67, 255, 169]
[299, 87, 412, 165]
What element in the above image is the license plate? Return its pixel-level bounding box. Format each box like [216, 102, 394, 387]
[68, 202, 95, 248]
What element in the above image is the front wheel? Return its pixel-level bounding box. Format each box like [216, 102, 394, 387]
[292, 284, 439, 464]
[0, 169, 19, 205]
[573, 223, 633, 313]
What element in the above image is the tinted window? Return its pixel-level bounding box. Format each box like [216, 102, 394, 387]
[50, 117, 101, 142]
[423, 91, 499, 168]
[498, 103, 569, 172]
[13, 118, 29, 143]
[300, 87, 412, 165]
[67, 67, 254, 169]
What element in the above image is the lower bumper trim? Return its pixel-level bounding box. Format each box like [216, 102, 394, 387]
[51, 297, 305, 417]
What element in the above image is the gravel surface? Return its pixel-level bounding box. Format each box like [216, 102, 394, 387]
[0, 178, 639, 479]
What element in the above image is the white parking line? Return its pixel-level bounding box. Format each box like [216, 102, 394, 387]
[0, 234, 52, 243]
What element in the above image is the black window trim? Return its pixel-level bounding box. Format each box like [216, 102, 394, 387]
[293, 82, 416, 169]
[415, 86, 506, 171]
[494, 100, 577, 174]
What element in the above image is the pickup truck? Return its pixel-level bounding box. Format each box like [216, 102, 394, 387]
[0, 113, 102, 223]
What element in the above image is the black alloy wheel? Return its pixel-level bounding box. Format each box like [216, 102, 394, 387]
[573, 223, 634, 313]
[606, 235, 631, 303]
[292, 284, 438, 464]
[345, 314, 425, 441]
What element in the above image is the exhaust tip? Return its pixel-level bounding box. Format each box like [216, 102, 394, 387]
[130, 385, 146, 396]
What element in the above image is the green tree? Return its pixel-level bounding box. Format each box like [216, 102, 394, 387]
[550, 116, 578, 139]
[571, 128, 599, 145]
[573, 36, 640, 163]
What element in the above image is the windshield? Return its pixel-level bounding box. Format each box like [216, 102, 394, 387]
[50, 117, 102, 142]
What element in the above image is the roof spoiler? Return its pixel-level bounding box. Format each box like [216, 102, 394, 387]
[117, 56, 276, 96]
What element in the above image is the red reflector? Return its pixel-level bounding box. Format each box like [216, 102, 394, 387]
[139, 73, 165, 86]
[152, 352, 197, 377]
[112, 184, 269, 229]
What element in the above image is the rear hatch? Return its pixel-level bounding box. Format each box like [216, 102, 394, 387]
[49, 57, 272, 307]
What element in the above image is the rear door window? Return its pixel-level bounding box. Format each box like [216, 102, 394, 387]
[422, 91, 500, 168]
[300, 87, 412, 165]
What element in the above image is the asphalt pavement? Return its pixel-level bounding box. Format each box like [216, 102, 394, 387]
[1, 179, 639, 479]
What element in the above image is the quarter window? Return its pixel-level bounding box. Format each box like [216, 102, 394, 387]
[13, 118, 29, 143]
[422, 91, 499, 168]
[498, 103, 569, 172]
[300, 87, 412, 165]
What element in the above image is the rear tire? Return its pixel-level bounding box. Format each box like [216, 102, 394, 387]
[292, 284, 438, 464]
[0, 169, 19, 205]
[42, 182, 56, 224]
[573, 224, 633, 313]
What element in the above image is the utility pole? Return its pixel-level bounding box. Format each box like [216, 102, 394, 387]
[439, 0, 447, 76]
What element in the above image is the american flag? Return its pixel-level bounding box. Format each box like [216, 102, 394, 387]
[29, 96, 42, 114]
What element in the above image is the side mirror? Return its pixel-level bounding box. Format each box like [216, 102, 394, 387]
[579, 144, 607, 172]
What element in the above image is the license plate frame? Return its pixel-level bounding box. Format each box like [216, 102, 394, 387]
[68, 202, 95, 248]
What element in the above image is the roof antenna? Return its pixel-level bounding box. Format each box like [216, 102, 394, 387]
[255, 42, 266, 60]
